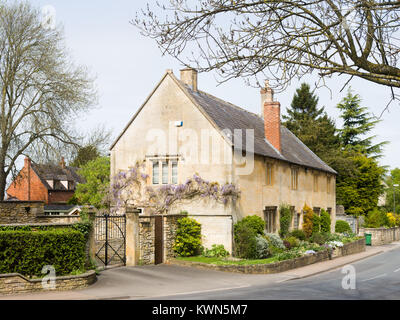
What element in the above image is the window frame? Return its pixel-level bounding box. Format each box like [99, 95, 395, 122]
[291, 167, 298, 190]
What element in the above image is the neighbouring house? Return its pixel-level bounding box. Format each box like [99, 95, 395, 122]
[6, 157, 85, 205]
[43, 204, 82, 216]
[110, 68, 337, 255]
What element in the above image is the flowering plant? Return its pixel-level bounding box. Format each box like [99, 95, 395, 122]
[108, 161, 240, 214]
[326, 241, 344, 248]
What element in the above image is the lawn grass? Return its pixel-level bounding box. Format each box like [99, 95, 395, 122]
[176, 256, 280, 265]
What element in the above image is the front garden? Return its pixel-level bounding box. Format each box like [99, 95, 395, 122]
[173, 205, 364, 268]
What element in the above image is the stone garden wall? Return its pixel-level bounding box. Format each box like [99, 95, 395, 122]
[0, 201, 81, 224]
[359, 227, 400, 246]
[0, 270, 96, 295]
[138, 214, 183, 265]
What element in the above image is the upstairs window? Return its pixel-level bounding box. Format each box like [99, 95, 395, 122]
[327, 176, 332, 194]
[313, 174, 318, 192]
[171, 161, 178, 184]
[152, 161, 159, 185]
[151, 159, 179, 185]
[291, 168, 298, 190]
[266, 162, 273, 186]
[162, 162, 168, 185]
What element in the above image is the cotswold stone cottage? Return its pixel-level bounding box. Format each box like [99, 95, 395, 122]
[110, 69, 336, 254]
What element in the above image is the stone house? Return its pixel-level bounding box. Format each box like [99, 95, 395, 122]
[6, 157, 85, 205]
[110, 68, 337, 254]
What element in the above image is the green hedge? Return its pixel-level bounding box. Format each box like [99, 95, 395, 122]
[0, 229, 87, 277]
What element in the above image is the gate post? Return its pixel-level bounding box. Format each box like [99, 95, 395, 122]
[125, 207, 141, 266]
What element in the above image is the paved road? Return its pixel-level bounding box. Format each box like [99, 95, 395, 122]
[153, 247, 400, 300]
[2, 244, 399, 300]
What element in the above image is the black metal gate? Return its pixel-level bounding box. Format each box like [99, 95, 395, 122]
[94, 214, 126, 267]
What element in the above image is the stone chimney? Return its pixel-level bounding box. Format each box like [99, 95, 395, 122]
[180, 68, 198, 91]
[24, 156, 31, 168]
[59, 157, 66, 169]
[261, 80, 281, 152]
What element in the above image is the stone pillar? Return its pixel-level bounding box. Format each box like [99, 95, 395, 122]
[125, 207, 141, 266]
[86, 208, 97, 264]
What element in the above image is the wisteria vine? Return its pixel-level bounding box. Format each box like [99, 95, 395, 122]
[108, 162, 240, 214]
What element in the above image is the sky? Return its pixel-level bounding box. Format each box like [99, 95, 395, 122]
[29, 0, 400, 171]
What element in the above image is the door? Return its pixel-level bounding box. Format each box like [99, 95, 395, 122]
[154, 215, 163, 264]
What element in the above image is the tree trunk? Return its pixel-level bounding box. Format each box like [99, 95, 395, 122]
[0, 170, 6, 201]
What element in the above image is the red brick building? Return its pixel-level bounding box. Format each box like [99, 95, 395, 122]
[6, 157, 85, 204]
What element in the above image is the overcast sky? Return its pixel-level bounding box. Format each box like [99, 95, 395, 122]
[30, 0, 400, 171]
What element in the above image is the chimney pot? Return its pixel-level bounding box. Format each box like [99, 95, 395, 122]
[60, 157, 66, 169]
[180, 68, 198, 91]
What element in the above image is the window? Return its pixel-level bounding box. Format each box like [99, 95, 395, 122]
[313, 207, 321, 215]
[151, 159, 179, 185]
[291, 168, 298, 190]
[264, 206, 277, 233]
[293, 211, 300, 230]
[266, 162, 273, 185]
[152, 161, 159, 185]
[313, 174, 318, 192]
[327, 176, 331, 194]
[162, 161, 168, 184]
[171, 161, 178, 184]
[68, 181, 74, 190]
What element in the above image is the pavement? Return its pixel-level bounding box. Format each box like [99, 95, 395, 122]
[1, 241, 399, 300]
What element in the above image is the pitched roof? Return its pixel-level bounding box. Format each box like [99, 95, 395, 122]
[31, 163, 85, 190]
[181, 83, 337, 174]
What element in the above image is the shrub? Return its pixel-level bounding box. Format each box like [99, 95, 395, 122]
[203, 244, 229, 258]
[279, 204, 292, 238]
[173, 217, 202, 257]
[320, 209, 331, 233]
[335, 220, 352, 234]
[255, 235, 270, 259]
[0, 229, 86, 277]
[264, 232, 285, 254]
[237, 215, 265, 235]
[284, 236, 300, 248]
[302, 205, 314, 238]
[364, 208, 387, 228]
[234, 223, 257, 259]
[309, 232, 327, 245]
[386, 213, 396, 228]
[289, 229, 306, 241]
[312, 214, 321, 235]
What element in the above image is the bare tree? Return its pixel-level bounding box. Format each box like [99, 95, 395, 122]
[134, 0, 400, 97]
[0, 2, 96, 200]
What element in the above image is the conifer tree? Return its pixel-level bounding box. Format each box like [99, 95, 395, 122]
[337, 89, 387, 158]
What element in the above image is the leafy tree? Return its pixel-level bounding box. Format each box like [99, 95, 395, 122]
[336, 154, 385, 216]
[71, 157, 110, 209]
[320, 209, 331, 234]
[337, 89, 387, 158]
[0, 2, 95, 200]
[70, 145, 100, 168]
[384, 168, 400, 214]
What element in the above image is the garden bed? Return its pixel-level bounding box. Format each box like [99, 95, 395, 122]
[168, 238, 365, 274]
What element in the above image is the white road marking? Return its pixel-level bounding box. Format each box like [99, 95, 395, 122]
[394, 267, 400, 273]
[148, 284, 252, 298]
[361, 273, 387, 282]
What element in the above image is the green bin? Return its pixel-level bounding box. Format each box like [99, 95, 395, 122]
[365, 233, 372, 246]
